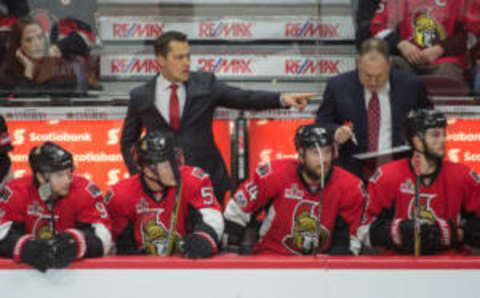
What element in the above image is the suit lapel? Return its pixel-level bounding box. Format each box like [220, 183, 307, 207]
[388, 70, 401, 144]
[352, 71, 367, 136]
[146, 74, 169, 127]
[181, 73, 209, 127]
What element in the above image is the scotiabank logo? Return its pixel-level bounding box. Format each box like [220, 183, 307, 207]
[112, 23, 164, 38]
[198, 58, 253, 74]
[107, 169, 130, 186]
[111, 58, 161, 74]
[107, 129, 120, 146]
[29, 132, 92, 142]
[285, 59, 340, 75]
[12, 129, 26, 145]
[448, 149, 461, 163]
[285, 21, 339, 38]
[199, 21, 253, 38]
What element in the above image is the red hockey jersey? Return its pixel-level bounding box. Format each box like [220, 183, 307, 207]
[467, 0, 480, 35]
[105, 166, 223, 256]
[0, 176, 111, 246]
[361, 159, 480, 249]
[371, 0, 466, 66]
[224, 159, 366, 255]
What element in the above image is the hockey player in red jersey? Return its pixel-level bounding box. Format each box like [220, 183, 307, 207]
[359, 109, 480, 255]
[0, 142, 112, 271]
[223, 124, 366, 255]
[105, 130, 224, 258]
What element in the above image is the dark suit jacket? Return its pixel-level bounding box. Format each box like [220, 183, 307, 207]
[121, 71, 282, 201]
[315, 68, 431, 179]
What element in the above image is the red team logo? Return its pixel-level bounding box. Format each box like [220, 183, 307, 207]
[198, 58, 253, 74]
[285, 21, 340, 38]
[112, 23, 165, 39]
[135, 198, 181, 255]
[285, 59, 340, 75]
[282, 200, 327, 255]
[110, 58, 161, 74]
[199, 21, 253, 38]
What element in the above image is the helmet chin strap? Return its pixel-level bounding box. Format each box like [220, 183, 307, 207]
[416, 135, 442, 171]
[143, 164, 166, 190]
[314, 142, 325, 190]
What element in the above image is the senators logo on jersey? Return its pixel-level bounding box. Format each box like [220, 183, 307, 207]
[135, 199, 182, 256]
[413, 13, 446, 48]
[282, 201, 328, 255]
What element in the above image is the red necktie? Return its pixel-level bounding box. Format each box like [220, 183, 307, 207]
[169, 83, 180, 130]
[367, 91, 380, 152]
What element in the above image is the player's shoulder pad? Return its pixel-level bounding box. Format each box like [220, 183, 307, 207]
[85, 181, 102, 198]
[256, 161, 273, 178]
[369, 167, 383, 184]
[103, 189, 114, 205]
[0, 185, 13, 203]
[470, 169, 480, 185]
[191, 167, 209, 180]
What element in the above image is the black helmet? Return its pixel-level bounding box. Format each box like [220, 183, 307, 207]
[294, 124, 333, 151]
[404, 109, 446, 142]
[136, 130, 175, 166]
[28, 142, 74, 174]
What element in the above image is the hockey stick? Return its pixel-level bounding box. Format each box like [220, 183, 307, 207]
[166, 153, 183, 256]
[413, 153, 421, 257]
[312, 142, 325, 256]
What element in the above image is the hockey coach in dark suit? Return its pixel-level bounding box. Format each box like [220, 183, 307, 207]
[121, 31, 314, 203]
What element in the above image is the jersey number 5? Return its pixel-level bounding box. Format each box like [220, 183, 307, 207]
[201, 187, 215, 205]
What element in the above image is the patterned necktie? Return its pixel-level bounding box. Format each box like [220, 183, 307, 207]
[367, 91, 380, 152]
[169, 83, 180, 130]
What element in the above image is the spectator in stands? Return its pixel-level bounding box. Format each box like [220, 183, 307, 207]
[467, 0, 480, 95]
[29, 0, 100, 90]
[223, 124, 365, 255]
[0, 17, 80, 94]
[358, 109, 480, 255]
[120, 30, 314, 204]
[354, 0, 382, 50]
[369, 0, 468, 86]
[0, 0, 29, 62]
[106, 130, 224, 258]
[316, 38, 430, 181]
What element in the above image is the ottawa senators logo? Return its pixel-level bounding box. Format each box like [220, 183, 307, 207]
[137, 208, 182, 256]
[282, 201, 329, 255]
[413, 13, 446, 48]
[408, 193, 437, 224]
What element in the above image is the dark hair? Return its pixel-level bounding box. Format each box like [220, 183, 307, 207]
[4, 16, 49, 79]
[153, 31, 188, 57]
[358, 38, 390, 60]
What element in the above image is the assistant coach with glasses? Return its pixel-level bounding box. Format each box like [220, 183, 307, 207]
[121, 31, 314, 204]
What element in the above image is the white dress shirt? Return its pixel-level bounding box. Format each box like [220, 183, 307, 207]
[155, 74, 187, 125]
[364, 82, 392, 152]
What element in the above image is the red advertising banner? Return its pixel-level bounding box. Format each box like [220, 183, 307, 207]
[249, 118, 480, 179]
[7, 120, 230, 192]
[6, 118, 480, 193]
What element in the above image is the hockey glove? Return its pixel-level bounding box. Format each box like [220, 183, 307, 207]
[418, 222, 444, 254]
[51, 229, 87, 268]
[15, 236, 55, 272]
[391, 218, 450, 254]
[463, 216, 480, 247]
[183, 233, 217, 259]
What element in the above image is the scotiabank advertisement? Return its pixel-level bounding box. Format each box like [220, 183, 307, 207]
[6, 118, 480, 192]
[7, 120, 230, 192]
